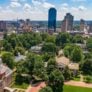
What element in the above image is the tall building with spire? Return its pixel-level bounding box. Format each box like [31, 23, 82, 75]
[48, 8, 57, 33]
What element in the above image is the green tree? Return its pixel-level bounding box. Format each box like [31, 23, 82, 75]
[63, 45, 74, 58]
[63, 67, 71, 81]
[15, 61, 30, 84]
[33, 56, 48, 81]
[49, 69, 64, 92]
[73, 35, 84, 43]
[56, 32, 71, 47]
[25, 53, 36, 75]
[85, 76, 92, 83]
[41, 33, 49, 41]
[84, 52, 92, 60]
[14, 46, 25, 56]
[39, 86, 53, 92]
[1, 52, 14, 69]
[71, 46, 83, 62]
[45, 35, 56, 43]
[82, 59, 92, 75]
[3, 40, 12, 51]
[42, 53, 51, 62]
[86, 38, 92, 51]
[42, 42, 56, 54]
[47, 58, 57, 74]
[10, 37, 17, 49]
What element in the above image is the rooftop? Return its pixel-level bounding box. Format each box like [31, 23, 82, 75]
[56, 56, 70, 66]
[0, 64, 13, 77]
[56, 56, 79, 70]
[68, 63, 79, 70]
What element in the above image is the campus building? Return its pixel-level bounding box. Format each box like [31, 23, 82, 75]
[0, 60, 13, 92]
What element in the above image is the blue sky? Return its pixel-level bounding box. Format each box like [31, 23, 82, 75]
[0, 0, 91, 20]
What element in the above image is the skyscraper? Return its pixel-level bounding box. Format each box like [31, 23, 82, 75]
[80, 19, 85, 31]
[48, 8, 57, 33]
[61, 13, 74, 32]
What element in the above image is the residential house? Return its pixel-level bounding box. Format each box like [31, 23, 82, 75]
[56, 56, 79, 75]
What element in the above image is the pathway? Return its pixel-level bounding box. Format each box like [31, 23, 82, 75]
[26, 82, 46, 92]
[65, 80, 92, 88]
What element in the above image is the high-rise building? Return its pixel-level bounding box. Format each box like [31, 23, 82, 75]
[0, 21, 7, 32]
[61, 19, 68, 32]
[48, 8, 57, 33]
[61, 13, 74, 32]
[80, 19, 85, 31]
[88, 22, 92, 33]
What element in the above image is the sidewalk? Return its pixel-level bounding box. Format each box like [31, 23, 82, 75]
[65, 80, 92, 88]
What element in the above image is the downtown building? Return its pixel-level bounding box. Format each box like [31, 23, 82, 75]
[61, 13, 74, 32]
[48, 8, 57, 33]
[17, 19, 32, 33]
[0, 21, 7, 32]
[88, 22, 92, 33]
[80, 19, 85, 31]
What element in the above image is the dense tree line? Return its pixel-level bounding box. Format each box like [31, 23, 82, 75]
[1, 32, 92, 91]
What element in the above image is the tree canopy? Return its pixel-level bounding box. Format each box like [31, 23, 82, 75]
[49, 69, 64, 92]
[1, 52, 14, 69]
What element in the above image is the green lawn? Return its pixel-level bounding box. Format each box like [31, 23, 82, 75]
[64, 85, 92, 92]
[73, 77, 80, 81]
[12, 83, 29, 89]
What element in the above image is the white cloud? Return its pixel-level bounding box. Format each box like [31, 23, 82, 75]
[10, 1, 21, 8]
[23, 3, 32, 12]
[78, 6, 87, 11]
[43, 2, 55, 9]
[32, 0, 42, 6]
[0, 6, 2, 10]
[0, 0, 91, 20]
[62, 3, 68, 7]
[71, 7, 78, 11]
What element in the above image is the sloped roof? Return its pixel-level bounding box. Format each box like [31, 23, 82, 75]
[0, 64, 13, 77]
[56, 56, 79, 70]
[68, 63, 79, 70]
[56, 56, 70, 66]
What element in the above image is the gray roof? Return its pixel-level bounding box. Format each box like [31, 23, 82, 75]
[31, 46, 42, 51]
[15, 55, 26, 62]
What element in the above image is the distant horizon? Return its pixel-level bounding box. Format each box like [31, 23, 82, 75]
[0, 19, 92, 21]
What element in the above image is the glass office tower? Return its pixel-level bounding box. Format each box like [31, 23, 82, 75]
[48, 8, 57, 33]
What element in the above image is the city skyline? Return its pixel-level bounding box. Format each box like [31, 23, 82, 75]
[0, 0, 92, 20]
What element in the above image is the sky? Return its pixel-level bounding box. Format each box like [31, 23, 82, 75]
[0, 0, 92, 20]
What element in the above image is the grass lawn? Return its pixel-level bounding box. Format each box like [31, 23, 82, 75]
[12, 83, 29, 89]
[73, 78, 80, 81]
[73, 77, 80, 81]
[64, 85, 92, 92]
